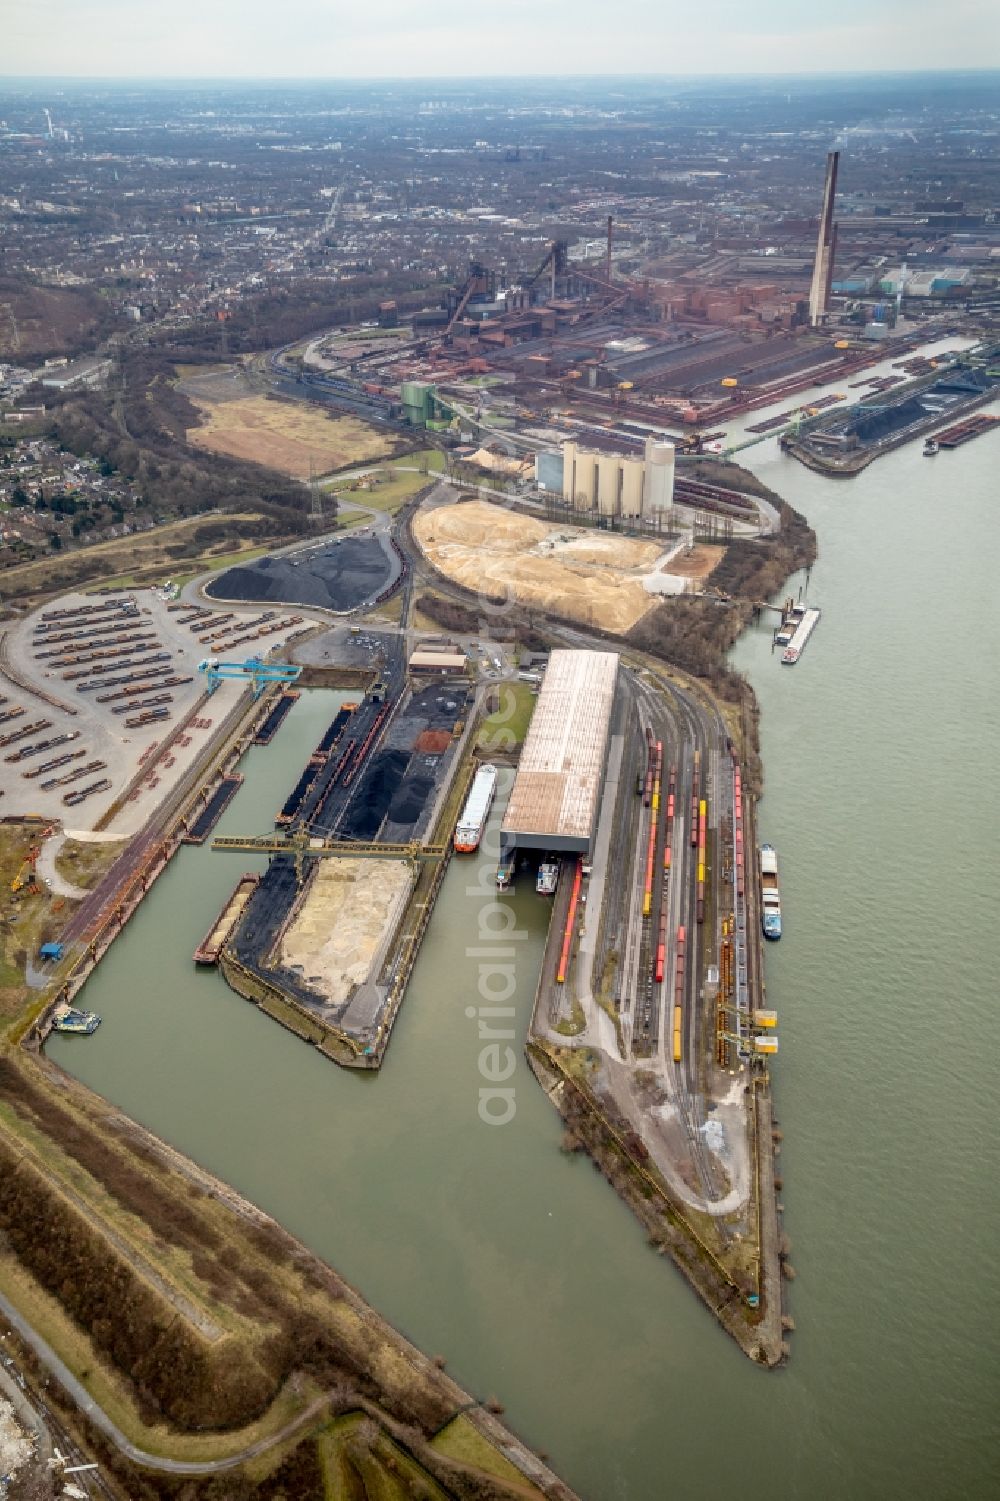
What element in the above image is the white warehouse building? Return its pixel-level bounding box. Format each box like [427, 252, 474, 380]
[501, 648, 619, 858]
[557, 435, 675, 521]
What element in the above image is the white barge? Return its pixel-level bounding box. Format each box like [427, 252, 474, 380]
[781, 606, 821, 665]
[454, 764, 498, 852]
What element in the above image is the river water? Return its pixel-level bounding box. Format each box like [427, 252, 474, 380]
[48, 350, 1000, 1500]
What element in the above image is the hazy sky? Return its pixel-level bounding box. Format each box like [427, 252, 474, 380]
[5, 0, 1000, 78]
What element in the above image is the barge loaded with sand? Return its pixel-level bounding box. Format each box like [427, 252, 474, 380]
[194, 872, 261, 965]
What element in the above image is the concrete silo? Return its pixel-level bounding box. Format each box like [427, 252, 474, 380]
[642, 441, 675, 518]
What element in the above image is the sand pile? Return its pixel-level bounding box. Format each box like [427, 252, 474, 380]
[413, 500, 667, 634]
[279, 858, 412, 1006]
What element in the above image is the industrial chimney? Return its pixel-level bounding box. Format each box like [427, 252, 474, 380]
[808, 151, 839, 327]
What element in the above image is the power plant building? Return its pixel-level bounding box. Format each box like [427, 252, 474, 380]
[501, 648, 619, 857]
[557, 435, 675, 520]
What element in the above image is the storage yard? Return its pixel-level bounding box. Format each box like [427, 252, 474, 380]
[278, 857, 414, 1012]
[412, 499, 703, 633]
[207, 530, 399, 613]
[215, 660, 477, 1063]
[0, 589, 306, 832]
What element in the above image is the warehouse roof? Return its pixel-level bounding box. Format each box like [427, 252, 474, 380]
[408, 649, 467, 671]
[502, 649, 618, 844]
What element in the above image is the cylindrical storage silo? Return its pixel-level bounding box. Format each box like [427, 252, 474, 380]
[643, 441, 676, 516]
[620, 457, 644, 518]
[597, 455, 620, 516]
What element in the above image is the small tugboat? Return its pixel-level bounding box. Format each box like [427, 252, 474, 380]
[51, 1003, 101, 1036]
[923, 437, 939, 456]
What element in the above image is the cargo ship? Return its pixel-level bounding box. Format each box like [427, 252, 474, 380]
[496, 850, 515, 890]
[454, 763, 497, 853]
[51, 1004, 101, 1036]
[536, 858, 560, 896]
[759, 844, 781, 940]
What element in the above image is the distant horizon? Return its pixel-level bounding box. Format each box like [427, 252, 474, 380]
[2, 66, 1000, 83]
[6, 0, 1000, 81]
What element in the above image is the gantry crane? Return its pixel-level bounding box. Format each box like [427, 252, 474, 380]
[212, 830, 447, 883]
[198, 656, 302, 700]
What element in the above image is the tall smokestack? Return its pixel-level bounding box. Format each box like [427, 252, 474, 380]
[808, 151, 839, 327]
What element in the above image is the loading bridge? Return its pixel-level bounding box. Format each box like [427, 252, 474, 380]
[198, 656, 302, 699]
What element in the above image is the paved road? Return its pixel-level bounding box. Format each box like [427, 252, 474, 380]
[0, 1289, 328, 1477]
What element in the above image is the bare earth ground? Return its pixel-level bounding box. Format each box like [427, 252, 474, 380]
[661, 542, 725, 580]
[185, 391, 394, 480]
[278, 858, 413, 1006]
[413, 499, 672, 634]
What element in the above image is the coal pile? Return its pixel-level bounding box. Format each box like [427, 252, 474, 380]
[388, 770, 435, 828]
[848, 396, 926, 443]
[341, 748, 409, 839]
[208, 535, 393, 612]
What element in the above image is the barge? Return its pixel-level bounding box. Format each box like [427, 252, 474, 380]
[781, 605, 821, 665]
[931, 413, 999, 449]
[183, 774, 245, 845]
[454, 763, 498, 853]
[254, 689, 301, 745]
[194, 873, 261, 965]
[759, 845, 782, 940]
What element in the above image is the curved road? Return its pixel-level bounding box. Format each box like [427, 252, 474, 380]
[0, 1288, 329, 1476]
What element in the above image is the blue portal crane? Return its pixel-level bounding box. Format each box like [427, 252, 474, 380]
[198, 656, 302, 699]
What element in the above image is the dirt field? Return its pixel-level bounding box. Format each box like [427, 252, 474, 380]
[186, 392, 394, 480]
[660, 543, 725, 580]
[412, 500, 668, 634]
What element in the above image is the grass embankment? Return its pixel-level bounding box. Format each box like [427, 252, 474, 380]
[1, 512, 275, 605]
[478, 680, 536, 753]
[0, 1048, 567, 1495]
[431, 1413, 539, 1486]
[92, 541, 281, 592]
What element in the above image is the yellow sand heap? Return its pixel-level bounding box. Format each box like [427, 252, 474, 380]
[278, 858, 412, 1005]
[412, 500, 668, 633]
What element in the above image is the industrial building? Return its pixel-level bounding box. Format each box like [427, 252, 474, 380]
[501, 648, 618, 858]
[552, 435, 675, 520]
[407, 648, 468, 675]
